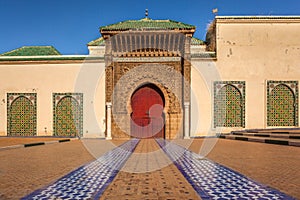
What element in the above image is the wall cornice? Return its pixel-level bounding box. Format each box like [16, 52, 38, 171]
[216, 16, 300, 23]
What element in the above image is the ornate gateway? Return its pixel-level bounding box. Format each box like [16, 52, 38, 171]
[100, 18, 195, 139]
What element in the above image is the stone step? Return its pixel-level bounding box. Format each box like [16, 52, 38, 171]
[260, 131, 300, 134]
[231, 132, 300, 139]
[234, 128, 300, 135]
[219, 134, 300, 147]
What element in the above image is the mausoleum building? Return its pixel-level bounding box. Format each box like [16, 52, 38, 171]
[0, 16, 299, 139]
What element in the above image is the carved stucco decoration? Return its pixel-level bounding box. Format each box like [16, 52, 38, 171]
[112, 63, 184, 115]
[109, 63, 188, 136]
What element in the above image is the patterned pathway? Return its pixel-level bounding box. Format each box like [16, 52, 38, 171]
[22, 138, 295, 199]
[100, 139, 200, 199]
[22, 139, 139, 200]
[156, 139, 295, 200]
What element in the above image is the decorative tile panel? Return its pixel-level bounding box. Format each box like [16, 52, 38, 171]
[214, 81, 245, 127]
[267, 81, 298, 126]
[7, 93, 37, 136]
[53, 93, 83, 137]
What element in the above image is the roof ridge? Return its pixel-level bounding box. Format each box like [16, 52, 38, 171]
[102, 18, 171, 25]
[20, 45, 56, 49]
[100, 18, 195, 31]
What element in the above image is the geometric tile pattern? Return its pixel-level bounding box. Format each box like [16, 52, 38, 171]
[53, 93, 83, 137]
[22, 139, 140, 200]
[7, 93, 37, 136]
[267, 81, 298, 126]
[156, 139, 294, 200]
[214, 81, 245, 127]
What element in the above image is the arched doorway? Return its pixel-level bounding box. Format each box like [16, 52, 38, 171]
[131, 84, 165, 138]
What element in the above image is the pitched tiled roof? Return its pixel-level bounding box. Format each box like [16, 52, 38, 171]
[88, 36, 204, 46]
[191, 37, 205, 45]
[1, 46, 61, 56]
[100, 18, 195, 31]
[87, 37, 105, 46]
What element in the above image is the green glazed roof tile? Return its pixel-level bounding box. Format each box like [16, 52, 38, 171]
[191, 37, 205, 45]
[1, 46, 61, 56]
[100, 18, 195, 31]
[87, 37, 105, 46]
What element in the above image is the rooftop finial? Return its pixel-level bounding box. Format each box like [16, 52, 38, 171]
[145, 9, 149, 18]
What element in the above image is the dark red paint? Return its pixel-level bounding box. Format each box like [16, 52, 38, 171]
[131, 85, 165, 138]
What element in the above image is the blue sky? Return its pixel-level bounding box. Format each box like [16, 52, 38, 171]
[0, 0, 299, 55]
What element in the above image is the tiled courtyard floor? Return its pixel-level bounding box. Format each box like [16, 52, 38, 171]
[0, 137, 72, 147]
[0, 137, 299, 199]
[100, 139, 200, 200]
[187, 138, 300, 199]
[0, 140, 94, 199]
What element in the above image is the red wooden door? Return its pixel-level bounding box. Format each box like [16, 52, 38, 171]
[131, 85, 164, 138]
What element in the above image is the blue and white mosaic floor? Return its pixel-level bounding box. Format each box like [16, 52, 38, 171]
[22, 138, 295, 199]
[156, 139, 294, 200]
[22, 139, 139, 200]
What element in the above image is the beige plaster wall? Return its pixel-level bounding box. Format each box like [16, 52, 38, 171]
[0, 61, 106, 137]
[190, 17, 300, 136]
[191, 60, 216, 136]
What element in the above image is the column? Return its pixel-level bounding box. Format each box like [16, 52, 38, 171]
[106, 102, 112, 140]
[184, 102, 190, 139]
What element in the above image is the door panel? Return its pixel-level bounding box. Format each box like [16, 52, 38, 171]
[131, 85, 164, 138]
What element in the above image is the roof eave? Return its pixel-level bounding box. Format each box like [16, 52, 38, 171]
[100, 28, 196, 38]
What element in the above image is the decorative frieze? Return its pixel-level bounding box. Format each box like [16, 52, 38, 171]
[112, 57, 181, 62]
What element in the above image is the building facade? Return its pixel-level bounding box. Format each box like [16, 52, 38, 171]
[0, 16, 299, 139]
